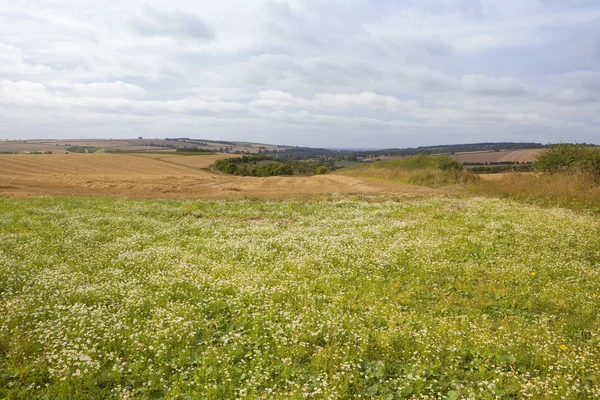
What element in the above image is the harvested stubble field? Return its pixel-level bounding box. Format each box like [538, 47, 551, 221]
[1, 197, 599, 399]
[0, 154, 436, 200]
[449, 149, 543, 165]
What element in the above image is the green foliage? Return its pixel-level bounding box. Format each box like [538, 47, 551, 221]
[66, 146, 102, 153]
[213, 155, 294, 176]
[536, 144, 600, 175]
[315, 166, 330, 175]
[404, 169, 478, 185]
[1, 197, 599, 398]
[341, 154, 475, 186]
[469, 164, 535, 174]
[370, 154, 463, 171]
[176, 146, 213, 154]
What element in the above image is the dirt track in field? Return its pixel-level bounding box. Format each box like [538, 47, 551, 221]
[0, 154, 439, 200]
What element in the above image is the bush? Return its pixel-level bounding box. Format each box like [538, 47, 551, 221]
[316, 166, 330, 175]
[536, 144, 600, 175]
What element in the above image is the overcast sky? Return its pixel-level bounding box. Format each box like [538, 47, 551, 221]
[1, 0, 599, 148]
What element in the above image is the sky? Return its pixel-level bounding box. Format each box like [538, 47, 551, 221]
[1, 0, 599, 148]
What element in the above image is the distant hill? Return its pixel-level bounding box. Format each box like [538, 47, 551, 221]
[256, 142, 545, 160]
[359, 142, 544, 158]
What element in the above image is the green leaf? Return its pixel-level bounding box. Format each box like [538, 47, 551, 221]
[365, 384, 379, 396]
[447, 390, 459, 400]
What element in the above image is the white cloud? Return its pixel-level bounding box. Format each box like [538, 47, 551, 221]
[0, 0, 599, 146]
[0, 43, 53, 76]
[131, 4, 215, 40]
[314, 92, 419, 111]
[46, 81, 147, 97]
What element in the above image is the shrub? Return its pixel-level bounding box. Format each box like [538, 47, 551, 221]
[536, 144, 600, 175]
[316, 166, 330, 175]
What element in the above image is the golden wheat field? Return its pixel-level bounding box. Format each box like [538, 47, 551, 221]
[0, 154, 436, 199]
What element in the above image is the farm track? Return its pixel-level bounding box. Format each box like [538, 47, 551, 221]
[0, 154, 439, 200]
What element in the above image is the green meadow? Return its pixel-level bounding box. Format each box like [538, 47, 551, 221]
[1, 197, 599, 399]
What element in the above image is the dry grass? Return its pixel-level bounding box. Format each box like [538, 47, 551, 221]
[470, 171, 600, 211]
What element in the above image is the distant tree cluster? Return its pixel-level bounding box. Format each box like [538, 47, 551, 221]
[143, 142, 177, 149]
[213, 155, 293, 176]
[176, 146, 212, 153]
[468, 164, 535, 174]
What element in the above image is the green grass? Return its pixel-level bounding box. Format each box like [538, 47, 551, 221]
[366, 155, 462, 171]
[338, 155, 479, 187]
[1, 197, 599, 399]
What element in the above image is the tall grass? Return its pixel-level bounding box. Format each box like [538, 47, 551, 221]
[369, 154, 463, 171]
[470, 171, 600, 212]
[338, 154, 480, 186]
[470, 145, 600, 211]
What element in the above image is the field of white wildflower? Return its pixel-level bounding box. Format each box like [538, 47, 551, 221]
[0, 197, 599, 399]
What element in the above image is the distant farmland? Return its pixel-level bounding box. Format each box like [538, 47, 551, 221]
[0, 139, 290, 155]
[449, 149, 543, 165]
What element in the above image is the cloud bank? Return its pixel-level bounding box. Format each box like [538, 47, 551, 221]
[0, 0, 599, 147]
